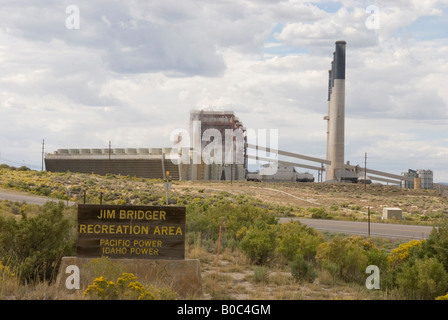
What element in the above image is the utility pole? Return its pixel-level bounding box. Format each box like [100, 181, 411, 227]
[41, 139, 45, 171]
[108, 141, 111, 174]
[364, 152, 367, 191]
[368, 206, 371, 237]
[321, 163, 324, 182]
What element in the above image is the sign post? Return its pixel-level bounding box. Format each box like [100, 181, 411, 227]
[164, 170, 172, 205]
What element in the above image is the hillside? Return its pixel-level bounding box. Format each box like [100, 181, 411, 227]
[1, 166, 446, 225]
[1, 167, 448, 300]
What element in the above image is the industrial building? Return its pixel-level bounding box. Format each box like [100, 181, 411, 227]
[45, 110, 248, 181]
[401, 169, 433, 189]
[247, 164, 314, 182]
[45, 147, 181, 180]
[185, 110, 247, 181]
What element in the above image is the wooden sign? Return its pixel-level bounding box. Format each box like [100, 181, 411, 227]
[77, 204, 185, 260]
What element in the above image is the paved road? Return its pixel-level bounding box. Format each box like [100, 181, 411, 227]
[279, 217, 436, 240]
[0, 189, 75, 206]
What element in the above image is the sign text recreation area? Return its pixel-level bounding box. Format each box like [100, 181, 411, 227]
[77, 204, 185, 260]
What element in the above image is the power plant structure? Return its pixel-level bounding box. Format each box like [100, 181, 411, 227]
[247, 164, 314, 183]
[45, 110, 248, 182]
[179, 110, 247, 181]
[401, 169, 434, 189]
[325, 40, 354, 182]
[44, 147, 182, 180]
[44, 40, 433, 188]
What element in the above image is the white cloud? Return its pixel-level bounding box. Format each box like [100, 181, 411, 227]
[0, 0, 447, 182]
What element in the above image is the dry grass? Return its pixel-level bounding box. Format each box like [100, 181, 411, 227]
[1, 170, 446, 300]
[188, 246, 389, 300]
[0, 235, 401, 300]
[171, 180, 447, 225]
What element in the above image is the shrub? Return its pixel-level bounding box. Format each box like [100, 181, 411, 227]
[0, 260, 20, 298]
[239, 222, 277, 265]
[187, 203, 277, 245]
[396, 257, 448, 300]
[0, 201, 76, 282]
[276, 220, 324, 262]
[308, 207, 332, 219]
[84, 272, 178, 300]
[424, 221, 448, 272]
[290, 253, 316, 283]
[387, 239, 424, 268]
[436, 293, 448, 300]
[253, 266, 270, 283]
[0, 260, 15, 278]
[316, 236, 374, 283]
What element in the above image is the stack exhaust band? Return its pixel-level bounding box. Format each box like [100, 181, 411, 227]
[326, 40, 346, 181]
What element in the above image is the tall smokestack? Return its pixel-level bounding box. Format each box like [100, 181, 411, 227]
[326, 40, 346, 181]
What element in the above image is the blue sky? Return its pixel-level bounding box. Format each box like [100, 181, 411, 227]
[0, 0, 447, 182]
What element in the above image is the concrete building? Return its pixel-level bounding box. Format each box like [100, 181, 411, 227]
[401, 169, 433, 189]
[45, 148, 180, 179]
[45, 110, 248, 181]
[417, 169, 433, 189]
[325, 40, 348, 182]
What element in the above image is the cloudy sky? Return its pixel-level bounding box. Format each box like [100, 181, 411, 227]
[1, 0, 447, 182]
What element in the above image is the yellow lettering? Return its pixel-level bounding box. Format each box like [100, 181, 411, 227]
[78, 223, 149, 235]
[98, 209, 116, 219]
[115, 209, 168, 220]
[140, 225, 149, 235]
[153, 225, 181, 235]
[130, 247, 159, 255]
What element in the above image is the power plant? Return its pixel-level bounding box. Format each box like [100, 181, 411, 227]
[325, 40, 351, 182]
[45, 110, 248, 182]
[44, 40, 433, 188]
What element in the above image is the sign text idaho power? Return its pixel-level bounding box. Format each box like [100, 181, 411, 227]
[77, 204, 185, 260]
